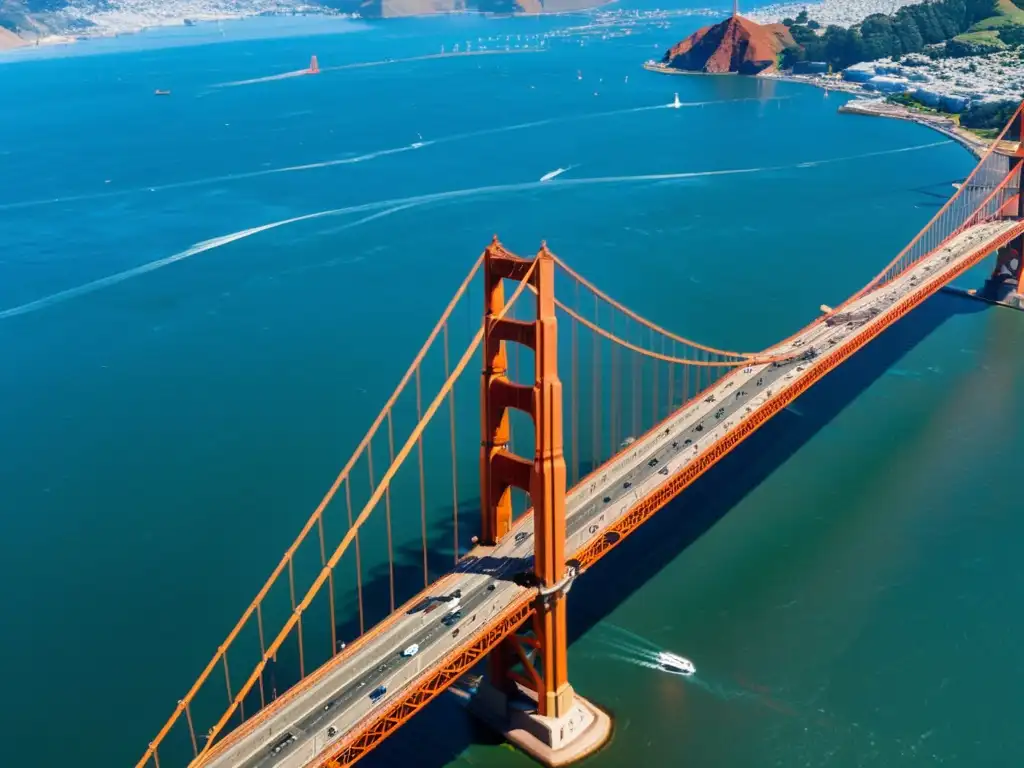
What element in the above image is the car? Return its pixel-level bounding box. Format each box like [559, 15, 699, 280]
[270, 733, 297, 756]
[684, 439, 692, 445]
[647, 458, 658, 467]
[442, 610, 463, 627]
[623, 481, 632, 489]
[402, 643, 419, 658]
[659, 467, 669, 476]
[602, 496, 611, 503]
[487, 583, 496, 592]
[369, 685, 387, 702]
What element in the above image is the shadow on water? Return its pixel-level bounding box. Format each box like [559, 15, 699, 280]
[328, 294, 988, 767]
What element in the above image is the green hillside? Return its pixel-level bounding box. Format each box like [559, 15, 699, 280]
[954, 0, 1024, 47]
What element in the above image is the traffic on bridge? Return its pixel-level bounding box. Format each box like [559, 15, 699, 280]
[137, 101, 1024, 768]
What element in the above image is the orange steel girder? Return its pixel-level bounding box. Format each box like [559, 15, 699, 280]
[320, 596, 534, 768]
[479, 238, 573, 718]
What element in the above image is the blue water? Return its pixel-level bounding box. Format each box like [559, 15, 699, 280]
[2, 8, 1019, 768]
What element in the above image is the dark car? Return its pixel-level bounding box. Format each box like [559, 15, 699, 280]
[369, 685, 387, 702]
[442, 610, 463, 627]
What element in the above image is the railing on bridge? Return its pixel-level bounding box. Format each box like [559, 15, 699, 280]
[137, 101, 1024, 768]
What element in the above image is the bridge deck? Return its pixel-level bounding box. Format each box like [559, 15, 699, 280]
[201, 219, 1023, 768]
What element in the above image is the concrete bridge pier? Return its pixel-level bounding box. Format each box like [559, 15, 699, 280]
[469, 680, 611, 767]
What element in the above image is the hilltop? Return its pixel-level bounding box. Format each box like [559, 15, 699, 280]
[659, 14, 795, 75]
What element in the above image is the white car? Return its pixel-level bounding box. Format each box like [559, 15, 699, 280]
[402, 643, 420, 658]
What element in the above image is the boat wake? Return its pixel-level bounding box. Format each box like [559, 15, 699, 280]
[216, 69, 310, 88]
[213, 49, 547, 88]
[0, 139, 952, 320]
[0, 96, 799, 214]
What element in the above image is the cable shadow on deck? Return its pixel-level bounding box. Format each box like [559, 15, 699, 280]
[359, 290, 988, 768]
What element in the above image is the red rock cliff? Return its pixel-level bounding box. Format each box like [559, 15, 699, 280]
[661, 15, 794, 76]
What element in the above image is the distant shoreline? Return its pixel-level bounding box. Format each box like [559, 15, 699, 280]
[0, 2, 609, 52]
[644, 62, 989, 160]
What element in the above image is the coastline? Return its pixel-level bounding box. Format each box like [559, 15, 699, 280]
[645, 63, 993, 160]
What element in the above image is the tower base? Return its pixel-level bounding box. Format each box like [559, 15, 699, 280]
[468, 682, 612, 767]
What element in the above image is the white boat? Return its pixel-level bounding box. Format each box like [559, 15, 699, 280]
[403, 643, 420, 657]
[670, 93, 682, 109]
[657, 651, 695, 676]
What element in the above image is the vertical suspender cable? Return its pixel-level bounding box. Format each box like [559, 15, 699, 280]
[632, 341, 640, 438]
[385, 410, 396, 614]
[222, 652, 232, 708]
[255, 601, 268, 705]
[366, 438, 377, 625]
[444, 323, 460, 564]
[610, 328, 619, 454]
[668, 340, 675, 414]
[287, 557, 296, 613]
[318, 515, 337, 657]
[415, 366, 429, 588]
[571, 280, 580, 485]
[592, 294, 600, 469]
[297, 613, 306, 681]
[344, 480, 365, 636]
[651, 328, 659, 424]
[185, 701, 198, 758]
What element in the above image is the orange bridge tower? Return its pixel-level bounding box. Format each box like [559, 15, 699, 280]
[473, 237, 612, 766]
[986, 103, 1024, 303]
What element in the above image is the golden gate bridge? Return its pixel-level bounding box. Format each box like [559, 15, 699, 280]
[137, 102, 1024, 768]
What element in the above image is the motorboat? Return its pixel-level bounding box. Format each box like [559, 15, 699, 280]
[657, 651, 696, 676]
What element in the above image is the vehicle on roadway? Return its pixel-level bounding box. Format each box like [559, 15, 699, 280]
[369, 684, 387, 702]
[442, 610, 463, 627]
[402, 643, 419, 658]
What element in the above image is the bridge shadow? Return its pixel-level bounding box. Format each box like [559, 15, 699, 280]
[361, 292, 987, 767]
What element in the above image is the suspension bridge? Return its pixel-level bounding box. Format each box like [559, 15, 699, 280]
[137, 103, 1024, 768]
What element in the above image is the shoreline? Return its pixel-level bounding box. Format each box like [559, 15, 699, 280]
[645, 63, 992, 160]
[0, 2, 608, 52]
[762, 71, 993, 158]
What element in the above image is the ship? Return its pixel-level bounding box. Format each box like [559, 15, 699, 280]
[154, 90, 171, 96]
[657, 651, 696, 676]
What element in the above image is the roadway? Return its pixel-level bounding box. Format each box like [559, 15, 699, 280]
[201, 218, 1023, 768]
